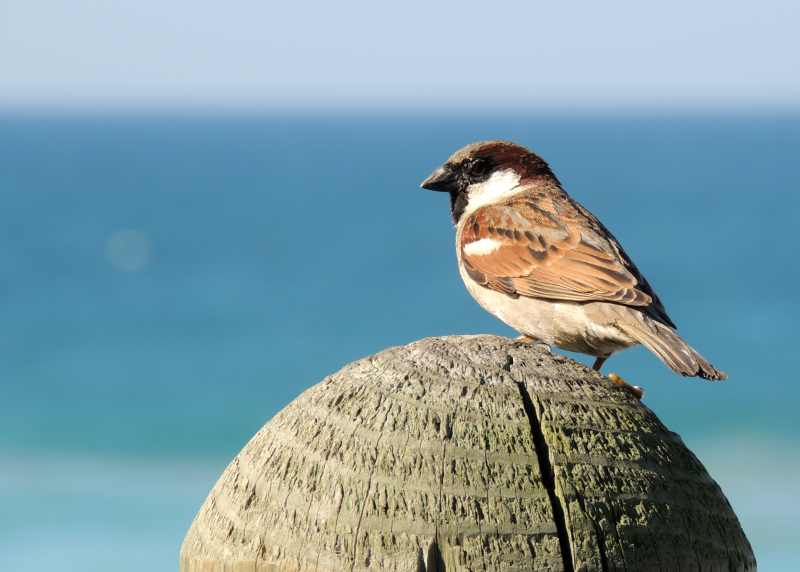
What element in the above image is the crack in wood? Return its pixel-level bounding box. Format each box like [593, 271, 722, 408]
[516, 380, 576, 572]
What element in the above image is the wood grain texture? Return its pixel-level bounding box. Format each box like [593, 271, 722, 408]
[180, 335, 755, 572]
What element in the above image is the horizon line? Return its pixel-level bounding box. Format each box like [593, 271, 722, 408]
[1, 101, 798, 118]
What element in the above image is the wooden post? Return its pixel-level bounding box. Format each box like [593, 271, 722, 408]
[180, 335, 755, 571]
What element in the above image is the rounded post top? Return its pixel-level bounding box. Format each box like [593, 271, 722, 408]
[181, 335, 755, 571]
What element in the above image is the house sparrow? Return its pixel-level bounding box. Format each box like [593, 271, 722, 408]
[421, 141, 726, 390]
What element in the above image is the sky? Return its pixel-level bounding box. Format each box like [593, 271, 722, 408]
[1, 0, 798, 110]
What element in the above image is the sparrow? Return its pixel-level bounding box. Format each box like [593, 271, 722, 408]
[421, 140, 726, 392]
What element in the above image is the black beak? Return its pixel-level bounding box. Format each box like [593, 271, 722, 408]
[420, 165, 457, 192]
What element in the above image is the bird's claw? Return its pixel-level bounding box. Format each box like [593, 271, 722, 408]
[607, 372, 644, 400]
[512, 335, 551, 352]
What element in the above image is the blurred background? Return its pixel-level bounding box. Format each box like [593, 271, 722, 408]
[1, 1, 798, 570]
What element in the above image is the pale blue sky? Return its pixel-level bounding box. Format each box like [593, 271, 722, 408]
[0, 0, 797, 109]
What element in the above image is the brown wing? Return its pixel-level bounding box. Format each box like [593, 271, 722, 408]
[460, 193, 658, 309]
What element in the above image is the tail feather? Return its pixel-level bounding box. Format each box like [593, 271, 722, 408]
[619, 317, 727, 381]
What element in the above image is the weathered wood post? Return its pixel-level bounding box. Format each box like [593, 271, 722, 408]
[180, 335, 755, 571]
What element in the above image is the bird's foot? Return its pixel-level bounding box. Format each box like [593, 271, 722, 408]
[607, 373, 644, 400]
[512, 335, 551, 353]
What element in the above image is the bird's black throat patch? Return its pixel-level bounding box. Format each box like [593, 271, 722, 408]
[450, 191, 468, 224]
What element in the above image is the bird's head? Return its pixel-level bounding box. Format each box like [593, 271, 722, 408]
[420, 140, 556, 223]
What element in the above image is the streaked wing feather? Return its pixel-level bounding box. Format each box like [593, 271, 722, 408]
[460, 196, 654, 308]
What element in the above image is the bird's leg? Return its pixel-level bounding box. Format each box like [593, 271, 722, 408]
[607, 372, 644, 401]
[592, 356, 608, 371]
[513, 335, 551, 352]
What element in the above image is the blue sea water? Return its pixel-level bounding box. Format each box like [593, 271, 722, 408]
[0, 113, 797, 570]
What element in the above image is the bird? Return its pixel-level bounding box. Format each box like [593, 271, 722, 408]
[420, 140, 726, 397]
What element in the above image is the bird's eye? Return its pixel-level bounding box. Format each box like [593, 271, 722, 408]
[470, 158, 489, 177]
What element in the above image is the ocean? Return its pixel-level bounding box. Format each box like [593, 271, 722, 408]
[1, 112, 797, 570]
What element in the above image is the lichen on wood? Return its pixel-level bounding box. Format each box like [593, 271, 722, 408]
[180, 335, 755, 571]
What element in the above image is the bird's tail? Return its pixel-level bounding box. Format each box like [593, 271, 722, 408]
[618, 317, 727, 380]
